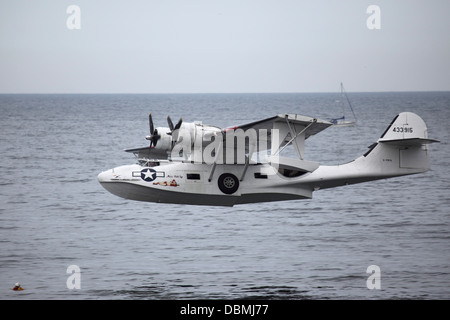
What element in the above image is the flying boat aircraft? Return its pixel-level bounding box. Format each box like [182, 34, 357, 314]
[98, 112, 438, 206]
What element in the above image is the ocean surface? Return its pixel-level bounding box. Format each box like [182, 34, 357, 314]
[0, 92, 449, 300]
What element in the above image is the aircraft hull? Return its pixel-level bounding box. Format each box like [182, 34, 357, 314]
[98, 163, 312, 206]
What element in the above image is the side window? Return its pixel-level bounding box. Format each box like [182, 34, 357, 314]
[254, 172, 268, 179]
[278, 168, 306, 178]
[187, 173, 201, 180]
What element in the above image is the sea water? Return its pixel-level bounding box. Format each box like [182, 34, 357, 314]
[0, 92, 449, 299]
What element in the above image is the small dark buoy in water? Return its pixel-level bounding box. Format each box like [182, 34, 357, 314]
[12, 283, 24, 291]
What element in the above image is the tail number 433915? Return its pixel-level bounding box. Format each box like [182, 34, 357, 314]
[393, 127, 413, 133]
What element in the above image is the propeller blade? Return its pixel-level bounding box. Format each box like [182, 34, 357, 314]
[152, 129, 160, 146]
[166, 114, 183, 150]
[167, 115, 183, 132]
[174, 118, 183, 130]
[149, 113, 154, 136]
[167, 115, 174, 132]
[146, 112, 161, 148]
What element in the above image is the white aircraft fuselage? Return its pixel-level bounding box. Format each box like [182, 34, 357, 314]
[98, 112, 438, 206]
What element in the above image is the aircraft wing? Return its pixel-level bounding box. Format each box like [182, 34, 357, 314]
[224, 114, 331, 139]
[124, 146, 169, 160]
[125, 114, 332, 162]
[222, 114, 332, 159]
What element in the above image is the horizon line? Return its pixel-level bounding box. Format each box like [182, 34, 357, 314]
[1, 90, 450, 95]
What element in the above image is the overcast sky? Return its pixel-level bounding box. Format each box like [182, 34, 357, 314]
[1, 0, 449, 93]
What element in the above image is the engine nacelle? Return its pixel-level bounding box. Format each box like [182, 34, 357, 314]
[173, 122, 221, 148]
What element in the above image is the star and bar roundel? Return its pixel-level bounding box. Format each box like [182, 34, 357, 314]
[137, 168, 165, 182]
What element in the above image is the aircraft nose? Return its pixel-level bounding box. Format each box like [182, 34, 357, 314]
[97, 170, 112, 183]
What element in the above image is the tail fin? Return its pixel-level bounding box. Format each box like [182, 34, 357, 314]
[378, 112, 438, 146]
[301, 112, 439, 190]
[365, 112, 439, 174]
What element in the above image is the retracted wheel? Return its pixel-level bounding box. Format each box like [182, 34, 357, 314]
[218, 173, 239, 195]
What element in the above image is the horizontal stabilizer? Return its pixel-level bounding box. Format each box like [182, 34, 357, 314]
[379, 137, 440, 146]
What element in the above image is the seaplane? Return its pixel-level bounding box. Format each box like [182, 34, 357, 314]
[98, 112, 438, 206]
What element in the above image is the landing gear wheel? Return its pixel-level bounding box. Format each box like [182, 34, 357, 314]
[218, 173, 239, 195]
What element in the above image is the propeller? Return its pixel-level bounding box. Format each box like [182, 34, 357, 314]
[145, 113, 161, 148]
[167, 115, 183, 135]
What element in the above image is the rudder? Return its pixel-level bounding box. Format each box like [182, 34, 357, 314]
[369, 112, 439, 173]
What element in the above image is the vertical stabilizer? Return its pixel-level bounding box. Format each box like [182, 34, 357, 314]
[375, 112, 439, 172]
[302, 112, 439, 190]
[379, 112, 435, 143]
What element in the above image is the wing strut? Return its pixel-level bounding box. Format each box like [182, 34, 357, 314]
[239, 142, 256, 181]
[208, 139, 224, 182]
[284, 115, 302, 159]
[273, 118, 317, 159]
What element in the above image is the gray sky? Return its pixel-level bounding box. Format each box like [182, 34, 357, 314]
[1, 0, 449, 93]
